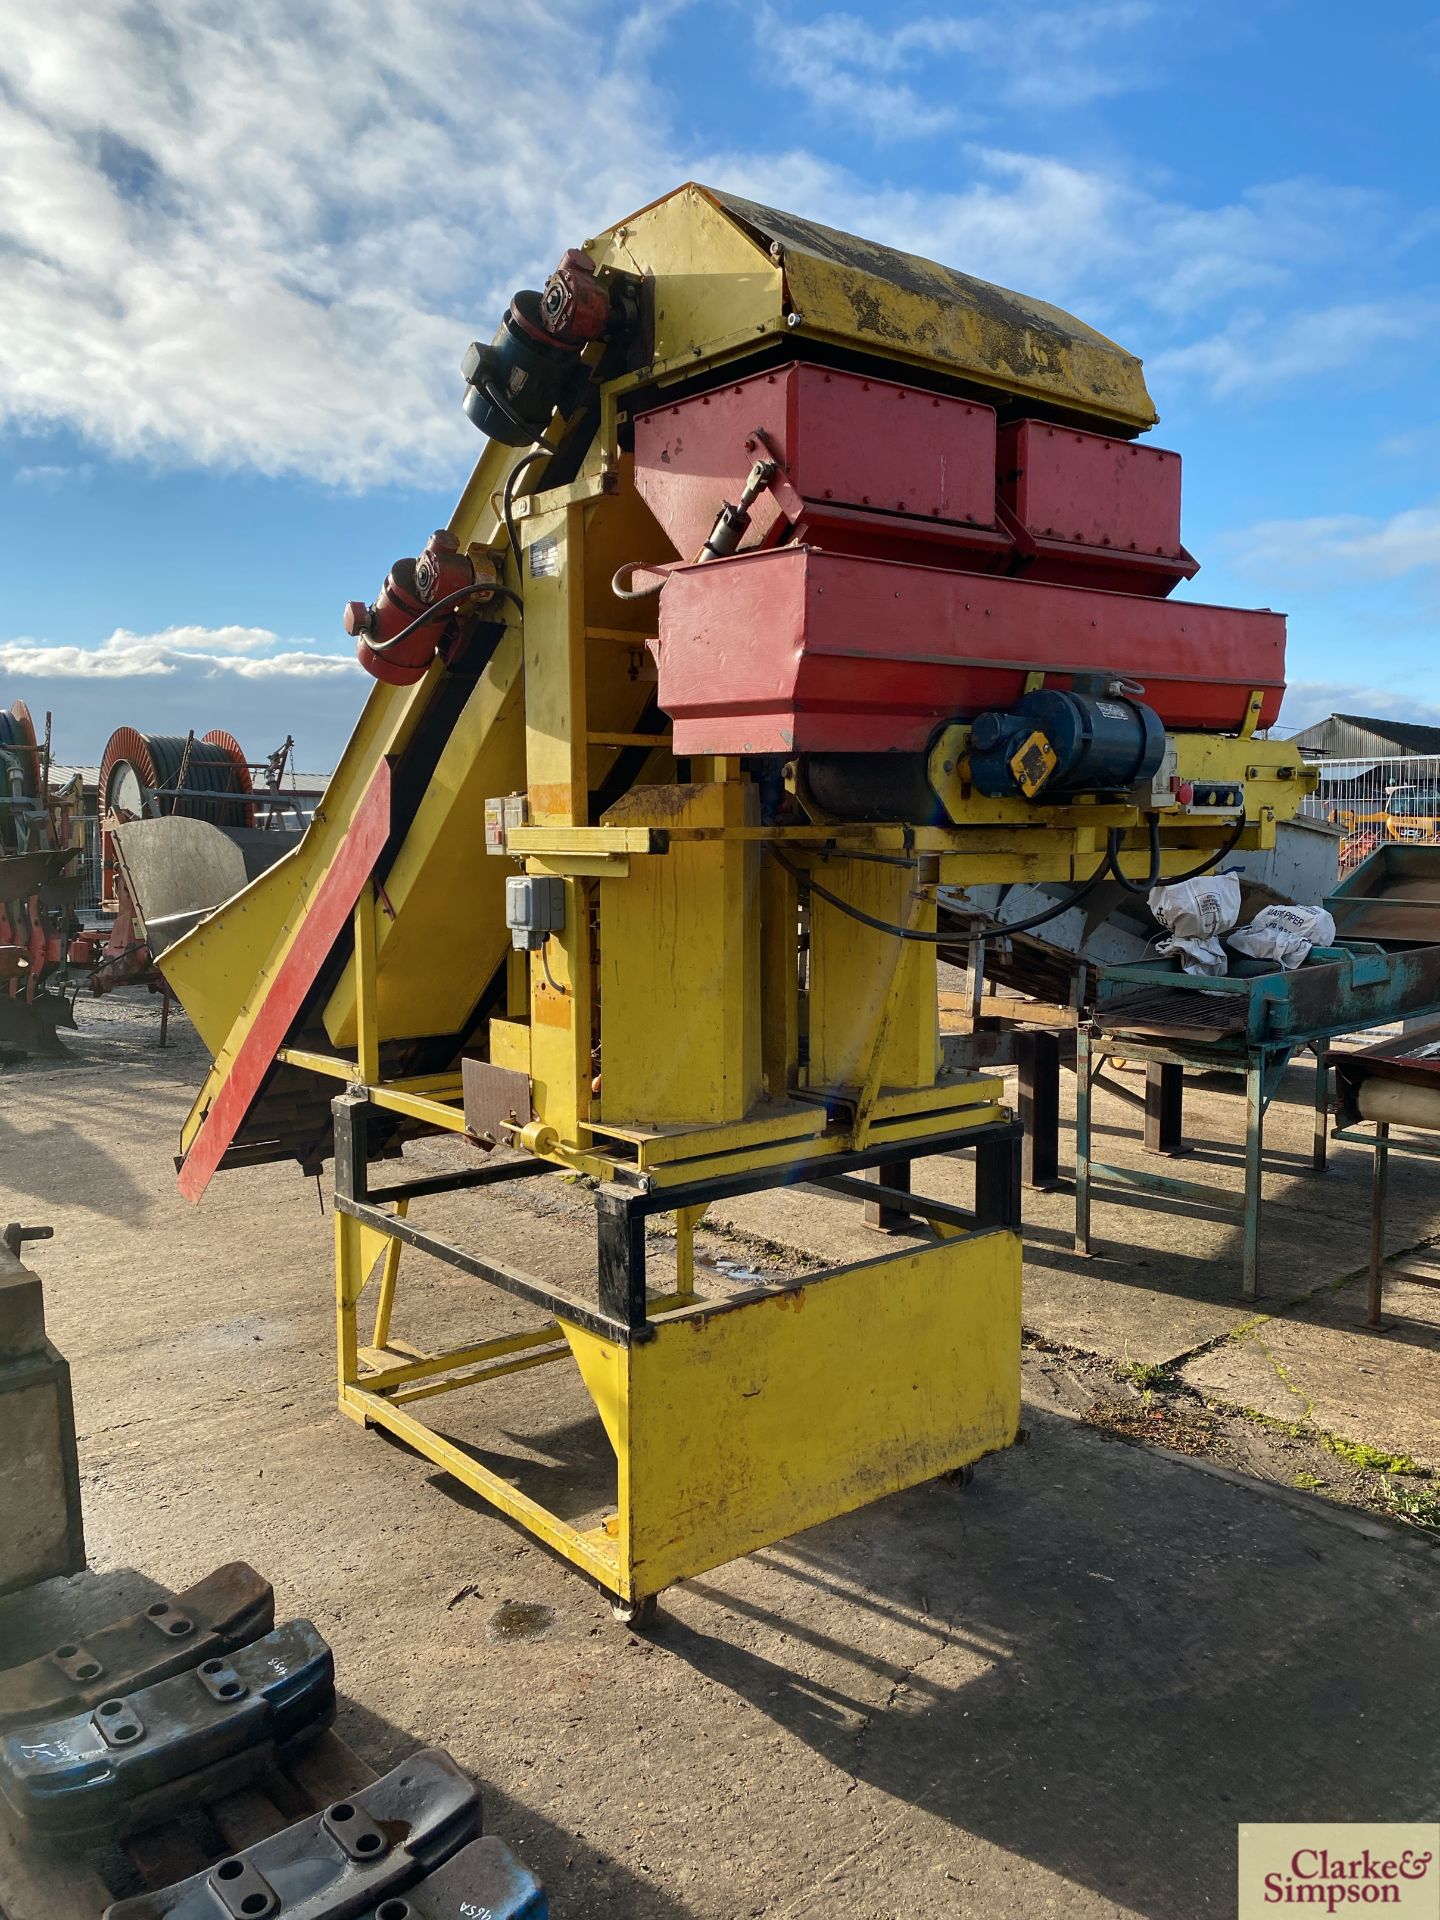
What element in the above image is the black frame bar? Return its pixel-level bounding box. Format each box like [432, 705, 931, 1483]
[372, 1159, 552, 1204]
[333, 1094, 636, 1343]
[815, 1172, 977, 1234]
[863, 1157, 912, 1231]
[1016, 1030, 1062, 1189]
[335, 1194, 636, 1344]
[332, 1094, 1021, 1344]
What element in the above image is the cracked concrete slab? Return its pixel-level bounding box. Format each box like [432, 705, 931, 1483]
[1181, 1274, 1440, 1465]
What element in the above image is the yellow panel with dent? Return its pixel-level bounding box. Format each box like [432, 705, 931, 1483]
[806, 858, 940, 1094]
[781, 238, 1155, 430]
[598, 780, 762, 1128]
[624, 1229, 1021, 1597]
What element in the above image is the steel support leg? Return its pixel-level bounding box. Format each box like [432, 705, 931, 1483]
[332, 1093, 371, 1413]
[596, 1185, 647, 1330]
[1242, 1060, 1264, 1301]
[975, 1128, 1022, 1233]
[673, 1204, 706, 1300]
[1312, 1040, 1330, 1173]
[864, 1158, 913, 1231]
[1074, 1029, 1093, 1253]
[1143, 1062, 1184, 1155]
[965, 935, 986, 1026]
[370, 1200, 409, 1349]
[1368, 1121, 1390, 1328]
[1017, 1030, 1061, 1190]
[333, 1092, 369, 1204]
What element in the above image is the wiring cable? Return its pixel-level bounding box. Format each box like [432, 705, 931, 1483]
[540, 942, 569, 996]
[363, 582, 524, 656]
[370, 439, 549, 659]
[1103, 815, 1164, 896]
[502, 446, 555, 567]
[768, 805, 1250, 945]
[770, 841, 1112, 944]
[1136, 806, 1247, 883]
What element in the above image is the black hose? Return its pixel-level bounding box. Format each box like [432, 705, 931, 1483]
[503, 447, 553, 571]
[965, 853, 1120, 939]
[1145, 807, 1248, 883]
[364, 582, 524, 656]
[769, 842, 1113, 944]
[1104, 816, 1163, 896]
[769, 805, 1249, 947]
[993, 811, 1245, 923]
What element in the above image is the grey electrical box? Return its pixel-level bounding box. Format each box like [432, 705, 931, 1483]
[505, 875, 566, 951]
[484, 792, 530, 855]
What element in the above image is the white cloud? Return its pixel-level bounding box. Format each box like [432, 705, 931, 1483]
[13, 461, 95, 490]
[0, 2, 1418, 488]
[753, 5, 1158, 139]
[0, 624, 368, 767]
[1151, 301, 1426, 397]
[1276, 681, 1440, 734]
[1222, 501, 1440, 584]
[0, 1, 683, 489]
[0, 627, 360, 680]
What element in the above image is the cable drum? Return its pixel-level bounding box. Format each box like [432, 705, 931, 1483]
[98, 727, 255, 828]
[0, 702, 39, 798]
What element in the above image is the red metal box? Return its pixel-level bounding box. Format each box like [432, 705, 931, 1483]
[653, 546, 1285, 754]
[634, 363, 999, 562]
[997, 421, 1196, 594]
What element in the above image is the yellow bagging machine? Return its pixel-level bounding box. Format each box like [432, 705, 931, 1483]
[161, 184, 1311, 1619]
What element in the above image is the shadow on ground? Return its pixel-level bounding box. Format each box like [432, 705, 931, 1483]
[660, 1408, 1440, 1919]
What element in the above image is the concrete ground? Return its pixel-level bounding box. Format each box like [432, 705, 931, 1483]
[1, 992, 1437, 1918]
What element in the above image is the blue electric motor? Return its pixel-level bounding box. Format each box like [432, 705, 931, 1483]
[967, 686, 1166, 800]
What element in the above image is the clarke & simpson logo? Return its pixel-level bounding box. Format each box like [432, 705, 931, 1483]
[1239, 1826, 1440, 1916]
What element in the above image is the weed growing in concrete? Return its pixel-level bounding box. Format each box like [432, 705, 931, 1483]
[1321, 1435, 1422, 1475]
[1380, 1480, 1440, 1532]
[1231, 1405, 1310, 1441]
[1117, 1360, 1174, 1391]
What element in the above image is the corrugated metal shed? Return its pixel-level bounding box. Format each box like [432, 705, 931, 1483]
[1290, 713, 1440, 758]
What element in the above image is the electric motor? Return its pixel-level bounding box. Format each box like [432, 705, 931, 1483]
[967, 687, 1166, 801]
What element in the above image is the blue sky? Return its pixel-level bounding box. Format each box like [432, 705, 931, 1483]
[2, 0, 1437, 770]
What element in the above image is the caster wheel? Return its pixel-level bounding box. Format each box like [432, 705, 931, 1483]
[947, 1463, 975, 1490]
[610, 1593, 659, 1629]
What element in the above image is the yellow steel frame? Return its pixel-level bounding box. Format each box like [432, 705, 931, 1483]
[333, 1197, 1021, 1608]
[303, 859, 1025, 1610]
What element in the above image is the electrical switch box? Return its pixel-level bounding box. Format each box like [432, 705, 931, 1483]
[505, 875, 565, 951]
[485, 792, 530, 855]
